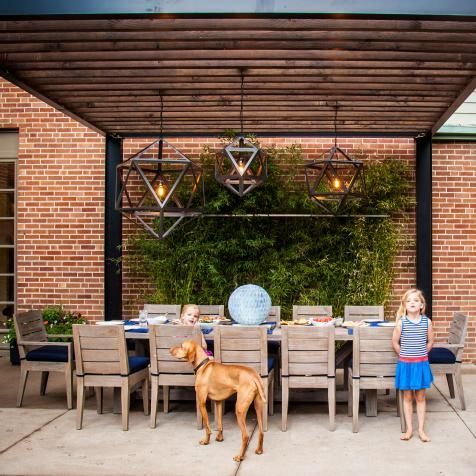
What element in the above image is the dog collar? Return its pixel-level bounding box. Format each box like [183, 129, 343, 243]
[194, 357, 210, 374]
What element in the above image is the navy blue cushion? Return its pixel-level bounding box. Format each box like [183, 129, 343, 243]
[267, 356, 276, 373]
[428, 347, 456, 364]
[128, 356, 150, 373]
[26, 345, 69, 362]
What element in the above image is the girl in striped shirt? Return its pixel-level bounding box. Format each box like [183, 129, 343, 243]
[392, 288, 434, 442]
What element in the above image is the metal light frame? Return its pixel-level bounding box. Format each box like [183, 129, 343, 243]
[215, 70, 267, 197]
[115, 96, 204, 239]
[304, 104, 366, 215]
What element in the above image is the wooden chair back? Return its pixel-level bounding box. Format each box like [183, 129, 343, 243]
[447, 312, 469, 359]
[344, 305, 384, 322]
[352, 326, 398, 379]
[198, 305, 225, 318]
[293, 305, 332, 321]
[149, 324, 202, 377]
[14, 310, 47, 359]
[281, 326, 335, 379]
[265, 306, 281, 327]
[214, 326, 268, 377]
[73, 325, 129, 377]
[143, 304, 182, 320]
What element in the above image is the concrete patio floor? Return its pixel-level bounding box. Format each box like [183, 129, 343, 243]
[0, 354, 475, 476]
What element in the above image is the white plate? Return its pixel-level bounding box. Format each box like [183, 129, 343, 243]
[377, 321, 396, 327]
[362, 319, 383, 323]
[96, 320, 124, 326]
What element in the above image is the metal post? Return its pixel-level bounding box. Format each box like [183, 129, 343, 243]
[415, 133, 432, 318]
[105, 135, 123, 321]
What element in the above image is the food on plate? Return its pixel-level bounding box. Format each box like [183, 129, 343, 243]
[311, 316, 333, 323]
[199, 316, 216, 323]
[295, 318, 309, 326]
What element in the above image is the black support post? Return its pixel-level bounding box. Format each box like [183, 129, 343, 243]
[415, 133, 432, 318]
[105, 135, 123, 321]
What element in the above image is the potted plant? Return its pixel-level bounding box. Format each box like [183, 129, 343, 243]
[2, 306, 87, 365]
[3, 316, 19, 365]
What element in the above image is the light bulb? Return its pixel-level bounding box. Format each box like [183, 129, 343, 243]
[332, 177, 341, 190]
[156, 181, 167, 200]
[237, 159, 246, 175]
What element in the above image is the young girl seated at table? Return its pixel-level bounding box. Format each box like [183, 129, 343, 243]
[392, 288, 434, 442]
[180, 304, 211, 354]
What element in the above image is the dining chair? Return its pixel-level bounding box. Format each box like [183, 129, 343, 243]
[281, 326, 336, 431]
[198, 304, 225, 318]
[293, 305, 332, 321]
[214, 325, 275, 431]
[14, 310, 74, 409]
[347, 326, 404, 433]
[429, 312, 469, 410]
[344, 305, 384, 322]
[73, 324, 150, 431]
[148, 324, 203, 429]
[265, 305, 281, 327]
[143, 304, 182, 320]
[342, 305, 385, 389]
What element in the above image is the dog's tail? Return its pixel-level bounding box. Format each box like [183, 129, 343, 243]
[253, 373, 267, 403]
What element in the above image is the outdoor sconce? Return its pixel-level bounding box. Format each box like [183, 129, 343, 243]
[304, 145, 366, 215]
[115, 138, 204, 239]
[215, 69, 267, 197]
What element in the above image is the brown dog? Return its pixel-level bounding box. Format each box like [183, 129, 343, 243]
[170, 339, 265, 461]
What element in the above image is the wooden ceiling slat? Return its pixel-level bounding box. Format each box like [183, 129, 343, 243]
[17, 68, 475, 78]
[27, 76, 468, 86]
[5, 49, 476, 62]
[5, 30, 476, 43]
[9, 59, 476, 70]
[4, 40, 476, 54]
[2, 18, 476, 32]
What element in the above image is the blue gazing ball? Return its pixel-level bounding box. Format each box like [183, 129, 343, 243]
[228, 284, 272, 325]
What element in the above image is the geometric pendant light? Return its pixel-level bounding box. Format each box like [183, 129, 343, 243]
[304, 105, 366, 215]
[215, 70, 267, 196]
[115, 96, 204, 239]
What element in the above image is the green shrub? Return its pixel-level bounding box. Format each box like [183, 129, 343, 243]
[125, 141, 413, 318]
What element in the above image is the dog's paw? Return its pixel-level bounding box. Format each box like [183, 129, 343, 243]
[255, 449, 263, 455]
[233, 455, 244, 462]
[215, 432, 224, 442]
[199, 439, 210, 446]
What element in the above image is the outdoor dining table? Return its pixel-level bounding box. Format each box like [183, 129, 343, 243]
[123, 324, 381, 417]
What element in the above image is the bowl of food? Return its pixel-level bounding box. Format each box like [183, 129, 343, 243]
[311, 316, 335, 327]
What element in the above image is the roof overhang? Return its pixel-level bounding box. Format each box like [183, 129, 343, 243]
[1, 2, 476, 138]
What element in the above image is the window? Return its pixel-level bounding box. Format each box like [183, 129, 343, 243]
[0, 132, 17, 330]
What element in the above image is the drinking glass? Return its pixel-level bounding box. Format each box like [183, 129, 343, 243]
[139, 309, 148, 327]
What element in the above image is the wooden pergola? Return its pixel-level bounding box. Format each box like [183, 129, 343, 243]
[1, 1, 476, 318]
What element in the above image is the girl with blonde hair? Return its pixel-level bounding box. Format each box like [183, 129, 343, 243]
[392, 288, 434, 442]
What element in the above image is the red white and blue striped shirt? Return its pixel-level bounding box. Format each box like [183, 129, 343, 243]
[399, 315, 429, 362]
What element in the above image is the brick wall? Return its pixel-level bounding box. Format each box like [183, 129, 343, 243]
[1, 77, 474, 361]
[0, 78, 105, 321]
[433, 141, 476, 362]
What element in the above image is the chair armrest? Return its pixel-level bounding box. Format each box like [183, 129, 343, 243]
[18, 340, 72, 348]
[433, 337, 448, 343]
[47, 334, 73, 339]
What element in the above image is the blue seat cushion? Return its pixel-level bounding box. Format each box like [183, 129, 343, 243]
[26, 345, 69, 362]
[128, 356, 150, 373]
[268, 356, 276, 373]
[428, 347, 456, 364]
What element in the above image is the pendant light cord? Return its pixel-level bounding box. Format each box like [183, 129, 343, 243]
[240, 70, 244, 136]
[159, 93, 164, 138]
[334, 102, 338, 147]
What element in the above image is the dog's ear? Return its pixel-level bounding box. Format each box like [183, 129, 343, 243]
[182, 340, 197, 363]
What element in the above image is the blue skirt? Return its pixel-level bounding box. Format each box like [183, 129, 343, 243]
[395, 359, 433, 390]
